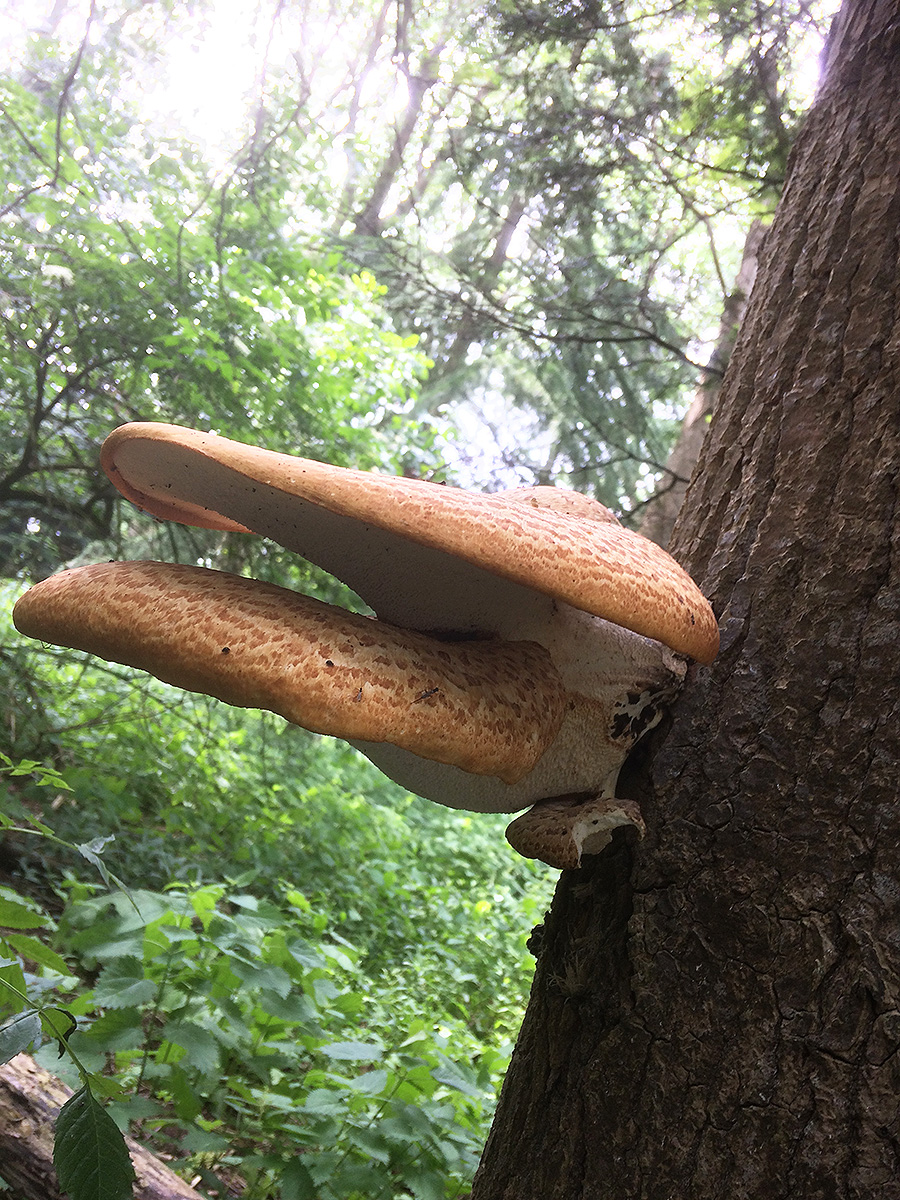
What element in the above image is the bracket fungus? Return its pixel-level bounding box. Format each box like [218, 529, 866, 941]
[13, 422, 718, 870]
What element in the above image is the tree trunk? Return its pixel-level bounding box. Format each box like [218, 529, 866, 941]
[473, 3, 900, 1198]
[638, 219, 766, 548]
[352, 48, 443, 238]
[0, 1055, 204, 1200]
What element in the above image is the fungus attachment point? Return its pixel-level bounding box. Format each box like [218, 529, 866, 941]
[505, 795, 646, 871]
[13, 422, 720, 868]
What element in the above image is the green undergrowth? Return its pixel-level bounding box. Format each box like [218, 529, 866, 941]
[0, 584, 555, 1197]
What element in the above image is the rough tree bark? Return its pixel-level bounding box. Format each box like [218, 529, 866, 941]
[473, 3, 900, 1197]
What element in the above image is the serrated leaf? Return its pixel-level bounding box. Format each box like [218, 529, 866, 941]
[166, 1064, 203, 1120]
[300, 1087, 345, 1115]
[230, 960, 292, 997]
[161, 1021, 220, 1076]
[347, 1124, 392, 1163]
[257, 988, 317, 1023]
[92, 959, 156, 1009]
[81, 1007, 143, 1051]
[280, 1157, 316, 1200]
[83, 1072, 130, 1101]
[347, 1066, 389, 1094]
[53, 1087, 136, 1200]
[0, 1010, 41, 1063]
[405, 1165, 447, 1200]
[332, 1161, 390, 1191]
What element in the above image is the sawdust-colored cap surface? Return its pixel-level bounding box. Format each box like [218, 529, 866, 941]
[101, 423, 719, 662]
[13, 561, 566, 782]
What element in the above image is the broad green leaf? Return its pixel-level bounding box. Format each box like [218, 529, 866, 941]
[3, 933, 70, 976]
[405, 1165, 447, 1200]
[300, 1088, 346, 1116]
[92, 959, 157, 1009]
[256, 989, 317, 1023]
[229, 960, 292, 997]
[161, 1022, 221, 1077]
[81, 1008, 144, 1051]
[347, 1124, 392, 1163]
[0, 892, 45, 930]
[0, 1011, 41, 1063]
[280, 1158, 317, 1200]
[83, 1073, 130, 1102]
[0, 959, 27, 1010]
[40, 1007, 77, 1050]
[332, 1161, 391, 1192]
[53, 1087, 136, 1200]
[431, 1064, 483, 1098]
[167, 1065, 203, 1121]
[319, 1039, 384, 1062]
[347, 1066, 389, 1094]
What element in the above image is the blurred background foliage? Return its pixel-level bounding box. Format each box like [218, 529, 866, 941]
[0, 0, 836, 1195]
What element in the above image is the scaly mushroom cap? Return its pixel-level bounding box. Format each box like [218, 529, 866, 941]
[13, 422, 718, 840]
[505, 795, 646, 871]
[99, 423, 719, 663]
[14, 561, 565, 782]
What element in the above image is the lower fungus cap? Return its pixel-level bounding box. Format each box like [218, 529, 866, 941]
[13, 559, 567, 784]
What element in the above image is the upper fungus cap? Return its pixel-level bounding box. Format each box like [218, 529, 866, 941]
[98, 422, 719, 663]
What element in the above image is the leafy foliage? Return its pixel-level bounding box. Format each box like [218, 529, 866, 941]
[1, 586, 551, 1197]
[52, 881, 500, 1198]
[0, 38, 442, 578]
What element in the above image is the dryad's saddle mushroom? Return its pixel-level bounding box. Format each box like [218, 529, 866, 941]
[13, 423, 718, 869]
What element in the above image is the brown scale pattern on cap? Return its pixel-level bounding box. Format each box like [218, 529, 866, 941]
[505, 795, 646, 870]
[101, 424, 719, 663]
[13, 561, 566, 783]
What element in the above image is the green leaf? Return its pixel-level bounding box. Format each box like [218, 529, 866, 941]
[280, 1157, 317, 1200]
[77, 837, 117, 888]
[229, 960, 292, 997]
[300, 1088, 346, 1116]
[166, 1064, 203, 1121]
[161, 1022, 221, 1077]
[92, 959, 157, 1009]
[40, 1007, 77, 1052]
[332, 1161, 391, 1192]
[319, 1039, 384, 1062]
[83, 1072, 130, 1102]
[256, 988, 317, 1023]
[3, 933, 70, 976]
[80, 1008, 144, 1052]
[431, 1064, 483, 1098]
[347, 1124, 392, 1163]
[0, 959, 27, 1010]
[347, 1067, 389, 1094]
[53, 1086, 136, 1200]
[0, 892, 45, 930]
[0, 1011, 41, 1063]
[405, 1165, 447, 1200]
